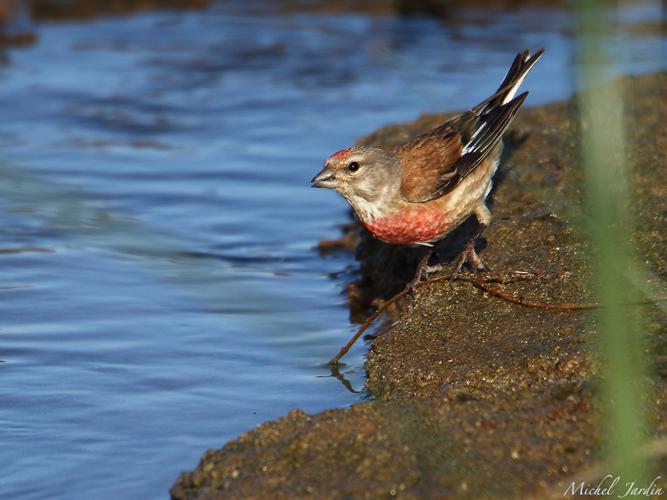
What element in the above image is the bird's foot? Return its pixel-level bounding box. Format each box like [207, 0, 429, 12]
[405, 262, 452, 293]
[450, 241, 490, 281]
[404, 249, 435, 293]
[404, 266, 427, 294]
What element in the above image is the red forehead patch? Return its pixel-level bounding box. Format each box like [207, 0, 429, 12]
[329, 147, 351, 161]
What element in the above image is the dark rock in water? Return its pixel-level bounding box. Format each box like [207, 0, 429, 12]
[396, 0, 567, 18]
[171, 72, 667, 499]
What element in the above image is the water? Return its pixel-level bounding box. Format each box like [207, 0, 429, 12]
[0, 2, 664, 498]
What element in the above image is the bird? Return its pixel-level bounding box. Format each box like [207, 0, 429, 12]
[311, 48, 543, 289]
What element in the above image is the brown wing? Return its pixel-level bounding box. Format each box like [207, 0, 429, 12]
[396, 48, 543, 203]
[394, 115, 468, 203]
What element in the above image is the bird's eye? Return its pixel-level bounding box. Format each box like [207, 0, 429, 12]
[347, 161, 360, 172]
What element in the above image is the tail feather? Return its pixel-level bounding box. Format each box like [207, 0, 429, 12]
[455, 48, 543, 178]
[472, 48, 544, 114]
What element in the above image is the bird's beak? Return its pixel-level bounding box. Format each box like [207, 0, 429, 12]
[310, 167, 337, 189]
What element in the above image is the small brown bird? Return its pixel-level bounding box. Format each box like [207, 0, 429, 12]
[312, 49, 543, 287]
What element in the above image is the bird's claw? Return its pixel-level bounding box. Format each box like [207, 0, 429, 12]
[405, 239, 491, 292]
[404, 264, 447, 293]
[450, 241, 490, 281]
[404, 268, 426, 294]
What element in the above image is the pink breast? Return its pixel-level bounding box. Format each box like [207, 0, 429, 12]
[362, 208, 450, 245]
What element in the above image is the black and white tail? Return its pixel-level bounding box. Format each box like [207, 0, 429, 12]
[478, 48, 544, 113]
[459, 48, 544, 167]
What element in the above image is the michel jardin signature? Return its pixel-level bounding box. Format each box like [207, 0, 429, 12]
[565, 475, 664, 498]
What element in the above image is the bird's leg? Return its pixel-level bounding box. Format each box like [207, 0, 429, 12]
[451, 204, 491, 280]
[404, 247, 434, 292]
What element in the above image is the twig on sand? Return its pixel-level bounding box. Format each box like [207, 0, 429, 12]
[328, 287, 409, 366]
[328, 271, 666, 366]
[470, 278, 598, 310]
[328, 271, 537, 366]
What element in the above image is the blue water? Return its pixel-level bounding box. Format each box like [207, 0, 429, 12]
[0, 2, 664, 498]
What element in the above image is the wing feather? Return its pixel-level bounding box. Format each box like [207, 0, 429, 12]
[396, 49, 542, 203]
[394, 118, 465, 203]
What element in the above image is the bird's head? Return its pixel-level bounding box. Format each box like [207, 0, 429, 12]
[311, 145, 400, 221]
